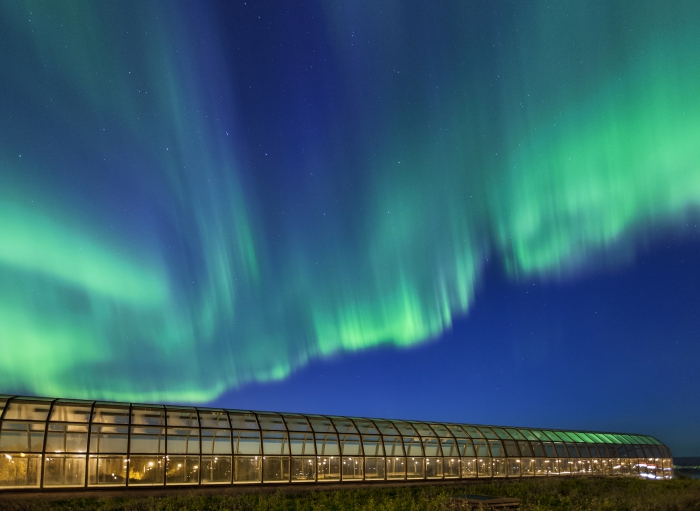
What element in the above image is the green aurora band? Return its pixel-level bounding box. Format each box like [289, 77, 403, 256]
[0, 1, 699, 401]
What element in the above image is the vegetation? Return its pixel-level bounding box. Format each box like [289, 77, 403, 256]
[2, 477, 700, 511]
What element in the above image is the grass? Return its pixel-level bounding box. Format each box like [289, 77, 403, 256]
[2, 478, 700, 511]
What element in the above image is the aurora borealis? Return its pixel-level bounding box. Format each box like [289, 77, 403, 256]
[1, 1, 699, 452]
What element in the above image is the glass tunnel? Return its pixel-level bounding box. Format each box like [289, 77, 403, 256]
[0, 395, 673, 490]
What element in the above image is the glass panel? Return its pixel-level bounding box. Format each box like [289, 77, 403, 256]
[166, 455, 200, 485]
[491, 427, 512, 440]
[544, 431, 561, 442]
[0, 453, 41, 488]
[386, 457, 405, 479]
[614, 444, 628, 457]
[131, 407, 165, 426]
[167, 428, 200, 454]
[477, 458, 492, 477]
[234, 456, 261, 483]
[91, 405, 129, 424]
[423, 437, 441, 456]
[262, 431, 289, 455]
[46, 424, 88, 453]
[291, 456, 315, 481]
[289, 432, 315, 456]
[256, 413, 286, 431]
[330, 418, 358, 434]
[477, 427, 498, 440]
[308, 417, 335, 433]
[521, 458, 535, 476]
[580, 459, 592, 475]
[458, 438, 475, 457]
[317, 455, 340, 481]
[504, 440, 520, 457]
[577, 443, 590, 457]
[374, 420, 399, 436]
[0, 422, 45, 452]
[506, 428, 526, 441]
[340, 434, 361, 455]
[425, 457, 442, 478]
[283, 414, 311, 432]
[263, 456, 289, 482]
[166, 408, 198, 428]
[560, 458, 573, 474]
[493, 458, 507, 477]
[353, 419, 379, 435]
[411, 423, 436, 437]
[315, 434, 340, 455]
[3, 400, 51, 421]
[129, 455, 165, 485]
[201, 456, 231, 484]
[587, 433, 608, 443]
[233, 430, 261, 455]
[576, 433, 596, 443]
[440, 438, 459, 457]
[392, 421, 417, 436]
[430, 424, 451, 437]
[50, 402, 92, 423]
[518, 429, 539, 441]
[462, 457, 477, 477]
[567, 432, 585, 442]
[489, 440, 505, 457]
[384, 436, 404, 456]
[507, 458, 520, 477]
[473, 438, 490, 457]
[403, 437, 423, 456]
[534, 458, 549, 476]
[0, 397, 7, 417]
[362, 436, 384, 456]
[201, 429, 232, 455]
[550, 458, 561, 475]
[198, 410, 229, 429]
[342, 456, 363, 480]
[587, 444, 600, 457]
[518, 440, 533, 457]
[130, 427, 165, 454]
[444, 456, 460, 478]
[446, 425, 469, 438]
[228, 411, 258, 430]
[364, 457, 385, 479]
[566, 442, 580, 458]
[556, 432, 574, 442]
[554, 442, 568, 457]
[602, 434, 619, 444]
[462, 426, 484, 438]
[531, 441, 545, 457]
[89, 426, 128, 453]
[44, 454, 86, 487]
[543, 442, 557, 458]
[87, 455, 127, 486]
[531, 430, 550, 442]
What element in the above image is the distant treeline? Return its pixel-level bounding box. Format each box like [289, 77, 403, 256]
[674, 457, 700, 468]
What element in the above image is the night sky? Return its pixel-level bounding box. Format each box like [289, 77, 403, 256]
[1, 1, 698, 455]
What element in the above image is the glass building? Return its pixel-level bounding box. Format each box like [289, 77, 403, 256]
[0, 395, 673, 490]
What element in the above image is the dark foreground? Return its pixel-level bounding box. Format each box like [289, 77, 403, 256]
[1, 477, 700, 511]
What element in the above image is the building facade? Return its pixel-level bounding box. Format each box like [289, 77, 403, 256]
[0, 395, 673, 490]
